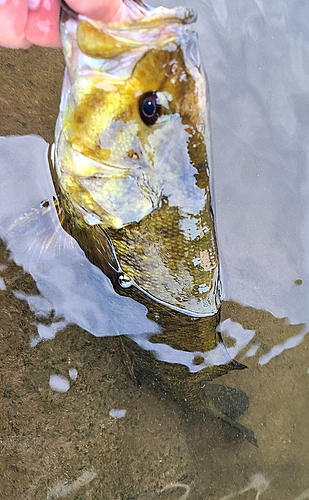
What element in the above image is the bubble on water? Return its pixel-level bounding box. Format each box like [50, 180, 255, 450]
[49, 374, 70, 393]
[69, 368, 78, 380]
[243, 343, 260, 358]
[109, 409, 127, 419]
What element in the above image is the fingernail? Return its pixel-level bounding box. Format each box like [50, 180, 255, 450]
[36, 18, 51, 34]
[27, 0, 41, 10]
[43, 0, 51, 11]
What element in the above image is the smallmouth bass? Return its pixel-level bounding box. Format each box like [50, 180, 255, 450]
[54, 0, 220, 317]
[51, 0, 254, 442]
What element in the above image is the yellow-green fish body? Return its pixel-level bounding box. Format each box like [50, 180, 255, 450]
[54, 0, 221, 317]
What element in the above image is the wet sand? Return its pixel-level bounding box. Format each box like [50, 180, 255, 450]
[0, 46, 63, 142]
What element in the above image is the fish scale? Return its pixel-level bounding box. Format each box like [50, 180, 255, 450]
[108, 201, 219, 314]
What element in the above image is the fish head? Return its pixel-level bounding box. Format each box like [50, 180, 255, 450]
[56, 2, 210, 228]
[54, 1, 220, 317]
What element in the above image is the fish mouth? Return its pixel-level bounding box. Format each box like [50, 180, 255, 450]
[55, 132, 129, 178]
[54, 139, 161, 229]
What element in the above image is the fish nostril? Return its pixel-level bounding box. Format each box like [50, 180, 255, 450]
[127, 150, 140, 161]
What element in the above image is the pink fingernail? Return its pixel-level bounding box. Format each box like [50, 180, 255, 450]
[36, 18, 51, 35]
[27, 0, 41, 10]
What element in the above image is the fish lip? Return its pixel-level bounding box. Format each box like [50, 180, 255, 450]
[75, 158, 131, 177]
[77, 170, 128, 179]
[60, 138, 154, 180]
[55, 136, 130, 178]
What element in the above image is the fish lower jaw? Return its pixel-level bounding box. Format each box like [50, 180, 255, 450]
[118, 277, 220, 318]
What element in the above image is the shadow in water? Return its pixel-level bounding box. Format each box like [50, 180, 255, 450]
[117, 304, 257, 446]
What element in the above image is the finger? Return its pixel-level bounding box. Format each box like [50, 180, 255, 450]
[66, 0, 129, 22]
[25, 0, 61, 47]
[0, 0, 29, 48]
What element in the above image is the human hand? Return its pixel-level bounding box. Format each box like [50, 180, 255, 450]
[0, 0, 128, 49]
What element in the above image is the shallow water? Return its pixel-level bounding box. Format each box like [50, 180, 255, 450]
[1, 0, 309, 498]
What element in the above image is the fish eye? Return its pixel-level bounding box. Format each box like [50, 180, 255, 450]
[139, 92, 162, 126]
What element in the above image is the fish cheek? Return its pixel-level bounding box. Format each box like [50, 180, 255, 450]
[64, 88, 107, 149]
[65, 87, 125, 161]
